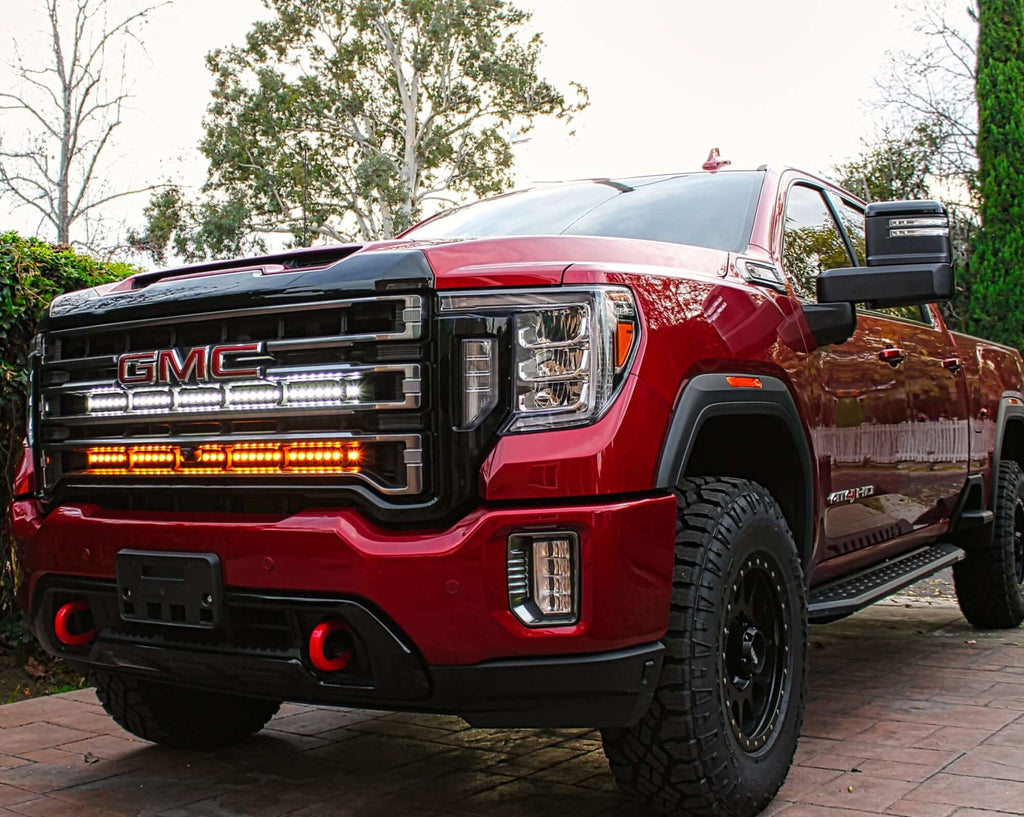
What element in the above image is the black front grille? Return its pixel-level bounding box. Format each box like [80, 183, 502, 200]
[35, 295, 429, 508]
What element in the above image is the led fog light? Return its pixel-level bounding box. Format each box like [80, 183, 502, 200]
[507, 531, 579, 626]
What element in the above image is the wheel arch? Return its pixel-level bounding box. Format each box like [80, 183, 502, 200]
[655, 372, 816, 573]
[994, 393, 1024, 506]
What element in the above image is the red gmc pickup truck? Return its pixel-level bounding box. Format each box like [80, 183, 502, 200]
[9, 164, 1024, 817]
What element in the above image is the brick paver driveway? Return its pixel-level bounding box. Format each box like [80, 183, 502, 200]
[0, 599, 1021, 816]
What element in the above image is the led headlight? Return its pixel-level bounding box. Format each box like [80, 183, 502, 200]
[442, 287, 639, 433]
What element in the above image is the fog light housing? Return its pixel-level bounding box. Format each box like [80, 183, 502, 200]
[507, 531, 579, 626]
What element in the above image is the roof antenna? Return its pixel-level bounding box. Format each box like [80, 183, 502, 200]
[702, 147, 732, 172]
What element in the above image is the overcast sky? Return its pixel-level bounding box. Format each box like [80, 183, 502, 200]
[0, 0, 974, 244]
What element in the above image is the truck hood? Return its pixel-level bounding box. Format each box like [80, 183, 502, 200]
[45, 235, 730, 329]
[403, 234, 730, 288]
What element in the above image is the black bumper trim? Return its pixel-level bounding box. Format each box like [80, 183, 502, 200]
[431, 642, 664, 727]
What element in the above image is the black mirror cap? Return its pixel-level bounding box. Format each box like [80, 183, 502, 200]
[817, 263, 954, 309]
[802, 302, 856, 347]
[865, 200, 951, 267]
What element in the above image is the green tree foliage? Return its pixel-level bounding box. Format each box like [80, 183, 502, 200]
[834, 127, 938, 204]
[965, 0, 1024, 348]
[0, 232, 131, 623]
[131, 0, 588, 263]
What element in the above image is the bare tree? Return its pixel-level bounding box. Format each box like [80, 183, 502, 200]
[0, 0, 165, 247]
[875, 1, 979, 204]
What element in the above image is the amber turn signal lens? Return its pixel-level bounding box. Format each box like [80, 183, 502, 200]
[614, 322, 635, 369]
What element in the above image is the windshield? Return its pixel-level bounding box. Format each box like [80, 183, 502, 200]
[405, 170, 765, 253]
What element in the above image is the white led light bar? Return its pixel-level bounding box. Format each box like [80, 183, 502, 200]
[85, 390, 129, 413]
[69, 365, 419, 418]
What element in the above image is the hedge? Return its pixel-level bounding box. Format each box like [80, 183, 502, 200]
[0, 232, 133, 631]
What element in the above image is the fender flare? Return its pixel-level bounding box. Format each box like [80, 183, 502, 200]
[655, 372, 816, 568]
[991, 392, 1024, 506]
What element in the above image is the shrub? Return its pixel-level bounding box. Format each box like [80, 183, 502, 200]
[0, 232, 133, 629]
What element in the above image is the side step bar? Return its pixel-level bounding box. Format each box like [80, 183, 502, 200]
[808, 543, 965, 622]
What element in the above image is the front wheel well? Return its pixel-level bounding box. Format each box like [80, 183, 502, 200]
[684, 413, 810, 569]
[1001, 417, 1024, 474]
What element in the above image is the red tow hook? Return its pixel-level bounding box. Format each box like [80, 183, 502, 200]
[54, 601, 96, 646]
[308, 620, 354, 672]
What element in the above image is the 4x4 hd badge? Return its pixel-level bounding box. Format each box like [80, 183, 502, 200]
[116, 342, 265, 386]
[826, 485, 876, 506]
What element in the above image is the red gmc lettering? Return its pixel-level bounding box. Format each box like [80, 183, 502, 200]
[117, 352, 157, 385]
[157, 348, 208, 384]
[210, 343, 262, 379]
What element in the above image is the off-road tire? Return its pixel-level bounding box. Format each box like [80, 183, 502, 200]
[954, 460, 1024, 629]
[601, 477, 807, 817]
[92, 671, 280, 749]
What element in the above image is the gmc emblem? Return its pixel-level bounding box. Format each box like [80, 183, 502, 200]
[117, 343, 264, 386]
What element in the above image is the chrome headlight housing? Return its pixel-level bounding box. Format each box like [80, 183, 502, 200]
[440, 286, 640, 432]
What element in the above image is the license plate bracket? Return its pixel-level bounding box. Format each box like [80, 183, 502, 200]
[115, 550, 223, 630]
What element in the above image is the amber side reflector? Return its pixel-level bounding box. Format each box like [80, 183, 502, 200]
[615, 322, 636, 369]
[726, 376, 763, 389]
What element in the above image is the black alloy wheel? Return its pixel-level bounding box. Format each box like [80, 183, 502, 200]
[721, 553, 789, 754]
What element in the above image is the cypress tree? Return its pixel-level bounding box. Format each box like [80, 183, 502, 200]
[966, 0, 1024, 348]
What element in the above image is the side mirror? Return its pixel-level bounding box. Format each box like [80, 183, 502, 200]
[817, 263, 954, 309]
[816, 200, 954, 309]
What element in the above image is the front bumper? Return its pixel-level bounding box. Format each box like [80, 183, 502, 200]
[12, 494, 677, 726]
[32, 577, 663, 727]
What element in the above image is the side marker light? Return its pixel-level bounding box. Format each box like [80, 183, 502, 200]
[726, 376, 763, 389]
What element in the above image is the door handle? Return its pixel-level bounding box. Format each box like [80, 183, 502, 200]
[879, 348, 907, 366]
[942, 357, 963, 374]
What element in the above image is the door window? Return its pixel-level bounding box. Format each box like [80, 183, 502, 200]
[781, 185, 851, 301]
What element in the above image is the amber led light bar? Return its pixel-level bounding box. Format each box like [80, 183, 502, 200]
[86, 441, 366, 476]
